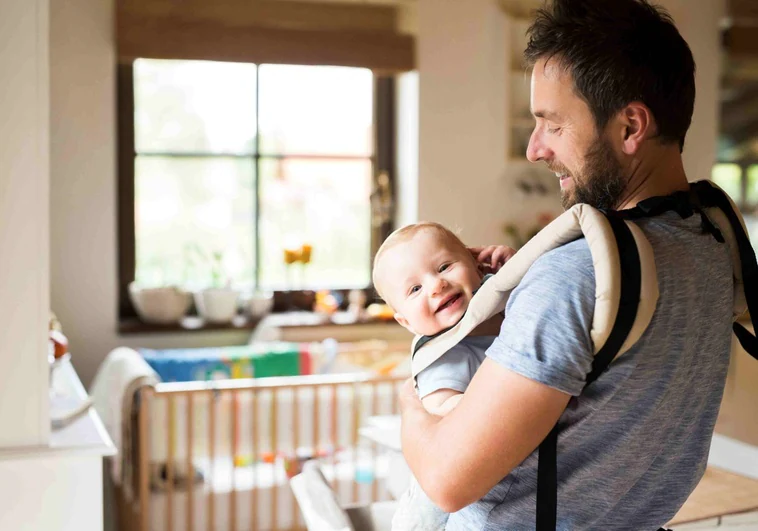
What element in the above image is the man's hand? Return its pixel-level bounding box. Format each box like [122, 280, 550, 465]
[469, 245, 516, 274]
[399, 378, 426, 416]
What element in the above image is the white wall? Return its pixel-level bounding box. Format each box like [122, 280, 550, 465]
[657, 0, 726, 181]
[0, 0, 50, 447]
[416, 0, 514, 246]
[50, 0, 727, 389]
[49, 0, 254, 388]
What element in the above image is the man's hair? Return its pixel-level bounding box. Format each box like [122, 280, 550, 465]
[524, 0, 695, 152]
[372, 222, 469, 301]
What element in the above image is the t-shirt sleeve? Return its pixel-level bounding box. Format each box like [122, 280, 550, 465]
[485, 239, 596, 396]
[416, 343, 479, 399]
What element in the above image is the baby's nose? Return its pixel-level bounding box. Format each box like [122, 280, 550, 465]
[431, 278, 449, 295]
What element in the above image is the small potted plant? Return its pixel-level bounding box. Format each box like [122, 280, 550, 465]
[193, 249, 240, 324]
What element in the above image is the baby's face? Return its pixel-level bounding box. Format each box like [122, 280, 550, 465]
[378, 230, 483, 336]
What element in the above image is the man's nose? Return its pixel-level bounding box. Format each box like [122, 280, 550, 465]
[526, 128, 553, 163]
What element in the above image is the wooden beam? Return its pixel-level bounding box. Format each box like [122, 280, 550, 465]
[118, 0, 399, 34]
[117, 11, 415, 71]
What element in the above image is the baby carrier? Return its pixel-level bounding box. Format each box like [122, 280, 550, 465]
[410, 180, 758, 531]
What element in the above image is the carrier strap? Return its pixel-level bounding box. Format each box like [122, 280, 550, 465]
[537, 214, 641, 530]
[690, 182, 758, 361]
[618, 182, 758, 360]
[537, 182, 758, 530]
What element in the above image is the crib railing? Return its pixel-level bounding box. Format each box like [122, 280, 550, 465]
[131, 373, 405, 531]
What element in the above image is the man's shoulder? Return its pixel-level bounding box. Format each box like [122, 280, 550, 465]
[530, 237, 593, 279]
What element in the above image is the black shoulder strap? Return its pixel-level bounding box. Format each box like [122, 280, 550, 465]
[690, 181, 758, 361]
[536, 213, 642, 530]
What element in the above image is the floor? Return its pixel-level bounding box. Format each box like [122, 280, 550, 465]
[674, 511, 758, 530]
[669, 468, 758, 530]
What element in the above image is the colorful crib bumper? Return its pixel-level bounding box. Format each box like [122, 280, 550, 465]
[139, 342, 312, 382]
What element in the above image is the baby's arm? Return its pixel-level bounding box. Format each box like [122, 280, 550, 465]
[421, 388, 463, 416]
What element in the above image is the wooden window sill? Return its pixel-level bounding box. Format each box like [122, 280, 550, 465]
[118, 311, 399, 335]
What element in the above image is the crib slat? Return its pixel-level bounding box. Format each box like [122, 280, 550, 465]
[313, 386, 319, 455]
[291, 388, 300, 531]
[352, 382, 360, 504]
[251, 389, 259, 531]
[231, 390, 238, 531]
[187, 393, 195, 531]
[371, 381, 379, 502]
[167, 395, 175, 531]
[139, 387, 151, 531]
[330, 384, 338, 492]
[271, 388, 279, 531]
[209, 391, 216, 531]
[391, 381, 399, 415]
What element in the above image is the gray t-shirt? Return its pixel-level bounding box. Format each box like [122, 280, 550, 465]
[416, 335, 494, 399]
[448, 212, 734, 531]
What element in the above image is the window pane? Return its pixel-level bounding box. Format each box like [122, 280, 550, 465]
[258, 65, 373, 156]
[711, 163, 742, 203]
[135, 156, 255, 290]
[259, 158, 372, 290]
[746, 165, 758, 206]
[134, 59, 257, 154]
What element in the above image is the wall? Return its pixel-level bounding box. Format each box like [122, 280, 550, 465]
[0, 0, 50, 447]
[49, 0, 255, 388]
[51, 0, 728, 390]
[657, 0, 725, 182]
[416, 0, 514, 247]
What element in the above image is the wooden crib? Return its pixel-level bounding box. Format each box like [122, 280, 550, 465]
[116, 369, 406, 531]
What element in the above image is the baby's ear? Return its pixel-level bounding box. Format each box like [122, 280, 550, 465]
[394, 313, 414, 334]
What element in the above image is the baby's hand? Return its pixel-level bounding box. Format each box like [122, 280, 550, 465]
[469, 245, 516, 274]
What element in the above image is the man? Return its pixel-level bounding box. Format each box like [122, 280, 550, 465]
[399, 0, 734, 529]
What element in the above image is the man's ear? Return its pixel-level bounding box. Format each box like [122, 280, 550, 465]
[619, 102, 653, 155]
[394, 312, 415, 334]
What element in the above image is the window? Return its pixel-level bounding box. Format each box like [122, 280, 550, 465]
[712, 162, 758, 209]
[118, 59, 395, 319]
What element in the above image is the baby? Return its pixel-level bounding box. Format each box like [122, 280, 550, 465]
[372, 221, 512, 530]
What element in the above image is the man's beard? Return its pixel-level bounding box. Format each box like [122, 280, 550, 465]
[558, 137, 627, 211]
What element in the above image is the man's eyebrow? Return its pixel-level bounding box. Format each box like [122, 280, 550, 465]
[532, 109, 562, 121]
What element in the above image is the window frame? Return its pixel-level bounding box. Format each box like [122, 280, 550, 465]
[117, 61, 395, 321]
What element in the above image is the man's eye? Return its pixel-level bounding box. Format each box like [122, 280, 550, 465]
[439, 263, 452, 272]
[547, 126, 561, 134]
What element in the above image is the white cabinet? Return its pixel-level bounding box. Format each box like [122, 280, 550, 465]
[0, 359, 115, 531]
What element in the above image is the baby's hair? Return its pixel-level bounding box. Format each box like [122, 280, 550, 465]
[372, 221, 470, 301]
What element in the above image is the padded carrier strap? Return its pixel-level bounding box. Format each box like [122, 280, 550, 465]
[538, 180, 758, 531]
[537, 214, 642, 530]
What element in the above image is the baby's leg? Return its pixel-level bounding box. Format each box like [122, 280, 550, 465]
[391, 476, 449, 531]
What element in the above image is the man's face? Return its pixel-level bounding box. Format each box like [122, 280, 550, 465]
[526, 58, 627, 211]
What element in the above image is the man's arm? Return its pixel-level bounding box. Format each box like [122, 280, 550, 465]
[401, 239, 595, 512]
[400, 360, 570, 512]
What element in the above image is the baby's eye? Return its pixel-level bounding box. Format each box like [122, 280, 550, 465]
[439, 262, 453, 273]
[408, 285, 421, 296]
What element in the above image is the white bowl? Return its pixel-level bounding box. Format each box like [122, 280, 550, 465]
[194, 288, 239, 323]
[129, 284, 192, 324]
[248, 293, 274, 318]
